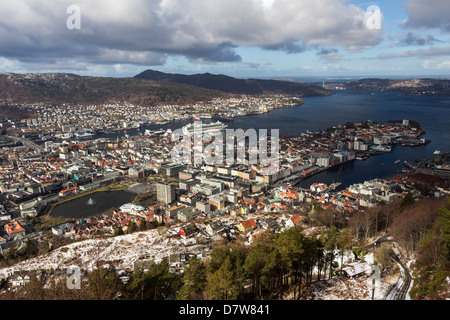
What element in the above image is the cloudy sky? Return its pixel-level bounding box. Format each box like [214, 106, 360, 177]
[0, 0, 449, 78]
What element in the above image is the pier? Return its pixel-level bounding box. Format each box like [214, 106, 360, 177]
[323, 182, 342, 193]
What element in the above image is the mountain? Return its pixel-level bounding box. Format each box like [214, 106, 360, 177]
[134, 69, 332, 96]
[326, 78, 450, 96]
[0, 73, 228, 106]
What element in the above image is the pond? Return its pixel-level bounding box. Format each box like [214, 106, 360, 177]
[50, 190, 136, 219]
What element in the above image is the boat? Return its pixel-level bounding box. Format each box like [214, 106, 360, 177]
[394, 160, 401, 164]
[145, 128, 165, 136]
[75, 129, 95, 138]
[371, 145, 392, 152]
[434, 150, 441, 155]
[403, 161, 417, 170]
[213, 114, 234, 122]
[200, 114, 213, 120]
[182, 121, 228, 135]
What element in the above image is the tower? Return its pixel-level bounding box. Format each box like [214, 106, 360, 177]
[156, 183, 175, 204]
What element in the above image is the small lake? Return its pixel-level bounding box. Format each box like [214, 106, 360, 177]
[50, 190, 136, 219]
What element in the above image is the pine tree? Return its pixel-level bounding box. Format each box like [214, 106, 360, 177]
[207, 256, 238, 300]
[178, 258, 207, 300]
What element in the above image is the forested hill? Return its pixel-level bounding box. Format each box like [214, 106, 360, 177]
[0, 73, 228, 106]
[134, 69, 333, 96]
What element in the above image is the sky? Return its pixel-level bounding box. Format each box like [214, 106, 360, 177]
[0, 0, 449, 78]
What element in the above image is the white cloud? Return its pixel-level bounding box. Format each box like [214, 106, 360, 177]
[378, 45, 450, 59]
[422, 59, 450, 69]
[0, 0, 383, 69]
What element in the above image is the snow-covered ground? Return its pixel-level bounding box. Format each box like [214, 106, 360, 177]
[0, 229, 209, 277]
[303, 273, 394, 300]
[286, 252, 399, 300]
[0, 211, 297, 278]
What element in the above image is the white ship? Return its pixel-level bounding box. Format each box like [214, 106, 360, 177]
[75, 129, 95, 138]
[145, 128, 165, 136]
[182, 121, 228, 135]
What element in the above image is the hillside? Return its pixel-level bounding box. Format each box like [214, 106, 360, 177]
[135, 69, 332, 96]
[328, 78, 450, 96]
[0, 73, 228, 106]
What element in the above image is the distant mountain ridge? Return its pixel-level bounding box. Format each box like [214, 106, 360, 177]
[134, 69, 332, 96]
[0, 72, 227, 106]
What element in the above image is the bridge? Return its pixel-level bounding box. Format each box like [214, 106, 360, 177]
[7, 135, 45, 153]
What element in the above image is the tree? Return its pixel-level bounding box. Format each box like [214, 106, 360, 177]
[207, 256, 238, 300]
[374, 243, 394, 271]
[416, 229, 440, 268]
[244, 243, 268, 299]
[438, 202, 450, 266]
[177, 258, 207, 300]
[208, 246, 229, 274]
[275, 227, 306, 298]
[123, 259, 182, 300]
[401, 191, 415, 210]
[323, 226, 338, 279]
[114, 226, 124, 236]
[127, 221, 138, 234]
[87, 268, 119, 300]
[336, 228, 350, 271]
[24, 239, 38, 259]
[22, 274, 46, 300]
[390, 198, 445, 255]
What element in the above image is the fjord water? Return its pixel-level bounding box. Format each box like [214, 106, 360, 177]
[229, 90, 450, 190]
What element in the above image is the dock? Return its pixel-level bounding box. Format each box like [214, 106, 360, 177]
[323, 182, 342, 193]
[403, 161, 417, 170]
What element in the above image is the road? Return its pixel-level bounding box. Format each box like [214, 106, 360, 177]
[6, 135, 44, 153]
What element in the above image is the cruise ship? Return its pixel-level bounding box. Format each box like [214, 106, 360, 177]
[182, 121, 228, 135]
